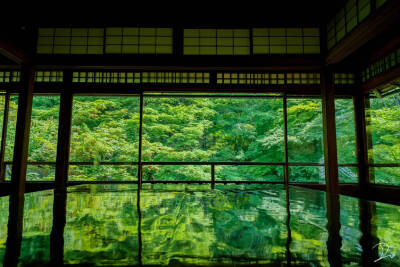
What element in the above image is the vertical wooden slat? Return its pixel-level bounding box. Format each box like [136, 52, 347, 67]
[285, 185, 292, 265]
[50, 188, 67, 265]
[137, 92, 144, 188]
[353, 92, 370, 190]
[55, 71, 73, 189]
[359, 199, 379, 265]
[321, 68, 339, 194]
[326, 192, 342, 266]
[137, 182, 142, 266]
[283, 93, 289, 185]
[211, 164, 215, 189]
[173, 27, 183, 56]
[0, 93, 10, 182]
[4, 194, 24, 266]
[10, 65, 34, 194]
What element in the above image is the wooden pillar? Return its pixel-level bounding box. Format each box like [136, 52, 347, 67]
[0, 93, 10, 181]
[55, 71, 73, 189]
[326, 192, 342, 266]
[4, 194, 24, 266]
[283, 94, 289, 186]
[173, 27, 183, 56]
[137, 184, 142, 266]
[137, 92, 144, 188]
[359, 200, 379, 266]
[353, 91, 370, 191]
[211, 164, 215, 189]
[50, 188, 67, 265]
[285, 185, 292, 265]
[321, 68, 339, 194]
[10, 65, 34, 194]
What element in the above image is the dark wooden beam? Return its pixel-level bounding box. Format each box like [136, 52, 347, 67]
[50, 188, 67, 265]
[32, 83, 323, 95]
[353, 92, 369, 190]
[0, 40, 29, 65]
[362, 64, 400, 93]
[54, 87, 73, 188]
[326, 0, 400, 65]
[321, 68, 339, 194]
[54, 71, 73, 189]
[325, 192, 342, 266]
[0, 93, 10, 181]
[34, 54, 323, 70]
[358, 200, 379, 265]
[137, 92, 143, 188]
[283, 94, 289, 185]
[3, 194, 24, 266]
[10, 66, 34, 194]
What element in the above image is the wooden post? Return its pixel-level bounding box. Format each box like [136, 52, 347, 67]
[4, 194, 24, 266]
[50, 188, 67, 265]
[0, 93, 10, 181]
[211, 164, 215, 189]
[285, 185, 292, 265]
[283, 94, 289, 186]
[321, 68, 339, 194]
[353, 91, 370, 191]
[326, 192, 342, 266]
[55, 71, 73, 189]
[359, 200, 379, 265]
[10, 65, 34, 194]
[137, 92, 144, 188]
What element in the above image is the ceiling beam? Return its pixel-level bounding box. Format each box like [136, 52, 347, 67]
[0, 39, 29, 65]
[326, 0, 400, 65]
[362, 64, 400, 93]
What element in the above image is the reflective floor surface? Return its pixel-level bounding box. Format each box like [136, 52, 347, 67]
[0, 184, 400, 266]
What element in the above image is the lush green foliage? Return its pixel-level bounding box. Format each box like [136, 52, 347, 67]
[368, 93, 400, 185]
[0, 93, 398, 184]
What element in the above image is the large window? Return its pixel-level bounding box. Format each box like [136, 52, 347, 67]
[367, 92, 400, 186]
[3, 95, 60, 181]
[69, 96, 140, 181]
[142, 95, 284, 182]
[0, 93, 334, 184]
[27, 95, 60, 181]
[287, 97, 325, 183]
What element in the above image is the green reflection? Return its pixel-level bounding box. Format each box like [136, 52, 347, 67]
[0, 184, 400, 265]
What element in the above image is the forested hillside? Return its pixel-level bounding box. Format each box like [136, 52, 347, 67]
[0, 92, 398, 185]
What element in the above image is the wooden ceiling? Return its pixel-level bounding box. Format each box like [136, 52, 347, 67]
[0, 1, 346, 28]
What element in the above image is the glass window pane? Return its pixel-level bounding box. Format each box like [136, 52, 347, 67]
[0, 95, 5, 143]
[68, 165, 137, 181]
[339, 166, 358, 183]
[5, 95, 19, 162]
[287, 98, 324, 163]
[371, 167, 400, 186]
[335, 98, 357, 164]
[27, 95, 60, 181]
[70, 96, 140, 169]
[216, 165, 284, 182]
[289, 166, 325, 183]
[143, 97, 284, 163]
[367, 93, 400, 164]
[143, 165, 210, 181]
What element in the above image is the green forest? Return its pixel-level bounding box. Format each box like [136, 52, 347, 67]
[0, 92, 399, 185]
